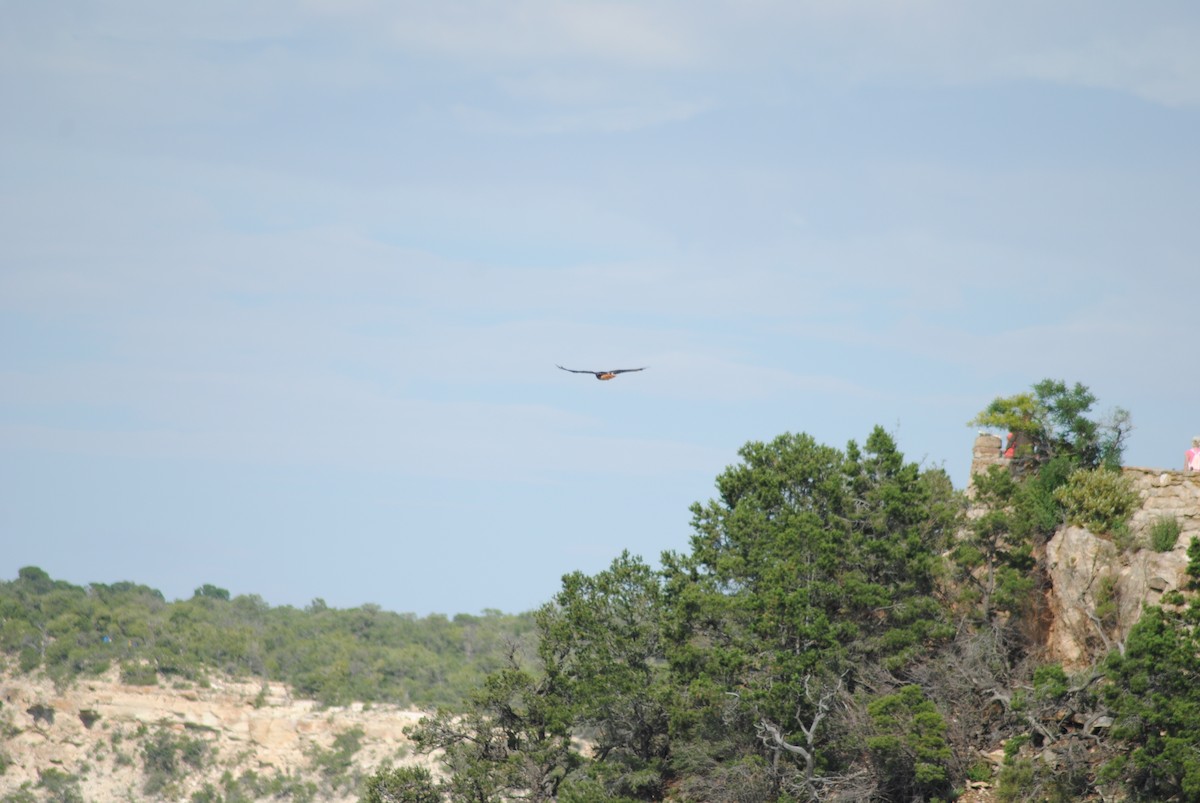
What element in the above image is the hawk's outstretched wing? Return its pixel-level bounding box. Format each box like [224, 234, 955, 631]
[557, 365, 647, 380]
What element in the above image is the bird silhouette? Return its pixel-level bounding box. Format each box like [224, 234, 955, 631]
[557, 365, 647, 381]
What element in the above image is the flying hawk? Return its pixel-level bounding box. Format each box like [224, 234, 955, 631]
[557, 365, 647, 381]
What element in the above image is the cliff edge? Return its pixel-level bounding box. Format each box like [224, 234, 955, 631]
[0, 666, 435, 802]
[969, 433, 1200, 667]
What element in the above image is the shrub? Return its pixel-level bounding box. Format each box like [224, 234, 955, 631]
[997, 758, 1035, 803]
[17, 648, 40, 673]
[142, 728, 210, 796]
[1103, 604, 1200, 799]
[120, 662, 158, 686]
[36, 768, 84, 803]
[1032, 664, 1069, 699]
[1149, 516, 1182, 552]
[1053, 468, 1139, 536]
[142, 730, 181, 795]
[308, 726, 364, 792]
[1094, 576, 1120, 631]
[362, 765, 443, 803]
[867, 685, 952, 802]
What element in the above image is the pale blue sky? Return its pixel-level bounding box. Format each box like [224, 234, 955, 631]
[3, 1, 1198, 615]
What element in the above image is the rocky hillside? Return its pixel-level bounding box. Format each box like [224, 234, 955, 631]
[5, 440, 1200, 802]
[971, 434, 1200, 667]
[0, 665, 435, 802]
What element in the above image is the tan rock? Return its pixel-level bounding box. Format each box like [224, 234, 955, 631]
[967, 449, 1200, 669]
[0, 667, 438, 803]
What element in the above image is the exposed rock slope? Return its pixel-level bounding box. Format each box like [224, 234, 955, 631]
[1044, 467, 1200, 666]
[0, 666, 434, 802]
[970, 434, 1200, 667]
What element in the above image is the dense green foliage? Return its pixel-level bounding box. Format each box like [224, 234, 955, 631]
[865, 685, 952, 801]
[10, 377, 1198, 802]
[401, 426, 964, 801]
[1149, 515, 1183, 552]
[1102, 539, 1200, 801]
[0, 567, 535, 709]
[970, 378, 1131, 470]
[362, 766, 442, 803]
[1053, 466, 1139, 536]
[383, 379, 1195, 802]
[141, 727, 211, 796]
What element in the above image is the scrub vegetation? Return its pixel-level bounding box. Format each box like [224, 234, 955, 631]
[4, 379, 1197, 802]
[0, 572, 536, 709]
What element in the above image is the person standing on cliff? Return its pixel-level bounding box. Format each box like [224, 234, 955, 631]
[1187, 436, 1200, 471]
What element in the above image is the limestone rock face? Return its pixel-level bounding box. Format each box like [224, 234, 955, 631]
[1044, 525, 1190, 666]
[0, 668, 435, 802]
[1042, 468, 1200, 667]
[967, 436, 1200, 668]
[1123, 466, 1200, 542]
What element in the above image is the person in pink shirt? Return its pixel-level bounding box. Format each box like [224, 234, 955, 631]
[1187, 436, 1200, 472]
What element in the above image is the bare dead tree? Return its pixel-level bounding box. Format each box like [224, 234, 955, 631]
[751, 674, 852, 801]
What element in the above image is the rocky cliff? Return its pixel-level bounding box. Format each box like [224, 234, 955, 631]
[0, 666, 435, 802]
[969, 433, 1200, 667]
[5, 440, 1199, 801]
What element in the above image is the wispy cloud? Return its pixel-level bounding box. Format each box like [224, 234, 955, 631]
[364, 2, 700, 69]
[451, 98, 714, 135]
[3, 0, 1198, 614]
[1000, 22, 1200, 107]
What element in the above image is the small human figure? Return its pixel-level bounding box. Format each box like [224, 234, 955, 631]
[1003, 431, 1017, 459]
[1186, 436, 1200, 472]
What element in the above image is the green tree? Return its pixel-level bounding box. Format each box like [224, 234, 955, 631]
[866, 685, 952, 802]
[401, 428, 958, 802]
[193, 584, 231, 601]
[961, 378, 1131, 633]
[970, 379, 1131, 471]
[662, 431, 856, 791]
[0, 567, 536, 710]
[361, 765, 443, 803]
[1103, 542, 1200, 801]
[541, 553, 671, 799]
[407, 651, 579, 802]
[952, 465, 1039, 625]
[661, 427, 957, 798]
[1053, 466, 1139, 536]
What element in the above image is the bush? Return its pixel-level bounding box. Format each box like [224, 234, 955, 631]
[361, 765, 443, 803]
[1149, 516, 1182, 552]
[142, 728, 210, 796]
[1053, 468, 1139, 536]
[866, 685, 952, 802]
[36, 768, 84, 803]
[1094, 576, 1120, 631]
[1032, 664, 1069, 699]
[120, 662, 158, 686]
[308, 726, 364, 793]
[1103, 604, 1200, 799]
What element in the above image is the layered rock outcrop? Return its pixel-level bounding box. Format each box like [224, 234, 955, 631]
[968, 434, 1200, 667]
[0, 667, 435, 802]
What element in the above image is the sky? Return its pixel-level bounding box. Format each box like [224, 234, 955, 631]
[3, 1, 1199, 617]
